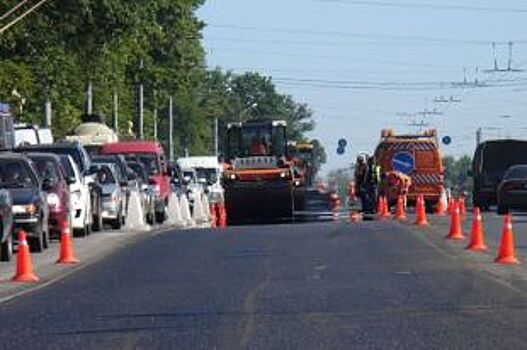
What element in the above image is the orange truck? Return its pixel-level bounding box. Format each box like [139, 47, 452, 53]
[374, 129, 444, 207]
[222, 120, 297, 224]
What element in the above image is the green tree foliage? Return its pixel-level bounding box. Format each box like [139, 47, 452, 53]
[443, 155, 472, 193]
[0, 1, 322, 158]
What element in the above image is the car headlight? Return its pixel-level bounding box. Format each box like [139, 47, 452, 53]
[13, 204, 37, 215]
[47, 193, 60, 207]
[229, 173, 236, 180]
[280, 172, 287, 178]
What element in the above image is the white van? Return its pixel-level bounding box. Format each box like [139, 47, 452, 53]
[177, 156, 224, 204]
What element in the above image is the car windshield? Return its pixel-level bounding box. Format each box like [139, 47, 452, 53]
[124, 154, 160, 176]
[128, 163, 148, 183]
[195, 168, 218, 183]
[31, 157, 61, 184]
[0, 159, 38, 188]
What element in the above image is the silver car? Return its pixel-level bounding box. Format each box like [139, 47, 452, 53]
[93, 163, 126, 230]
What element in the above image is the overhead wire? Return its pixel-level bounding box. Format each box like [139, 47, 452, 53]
[0, 0, 50, 35]
[0, 0, 30, 22]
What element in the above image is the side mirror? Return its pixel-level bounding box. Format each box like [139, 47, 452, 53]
[42, 178, 53, 191]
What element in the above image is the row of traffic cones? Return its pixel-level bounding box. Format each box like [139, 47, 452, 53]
[12, 220, 79, 283]
[446, 198, 518, 264]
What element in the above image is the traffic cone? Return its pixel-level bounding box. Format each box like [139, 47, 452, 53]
[382, 196, 391, 218]
[376, 197, 383, 217]
[12, 230, 39, 282]
[466, 207, 487, 251]
[446, 201, 464, 240]
[447, 197, 454, 215]
[218, 202, 227, 228]
[459, 196, 467, 216]
[414, 195, 428, 226]
[495, 214, 519, 264]
[57, 220, 79, 264]
[394, 195, 406, 220]
[435, 196, 446, 216]
[209, 203, 217, 228]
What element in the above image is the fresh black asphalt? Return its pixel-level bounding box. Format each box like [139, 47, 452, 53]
[0, 217, 527, 349]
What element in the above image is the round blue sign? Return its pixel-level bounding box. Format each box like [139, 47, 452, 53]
[442, 136, 452, 145]
[337, 147, 345, 155]
[338, 138, 348, 148]
[392, 152, 414, 174]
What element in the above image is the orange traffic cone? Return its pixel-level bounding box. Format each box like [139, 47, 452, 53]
[376, 197, 383, 217]
[446, 201, 464, 240]
[382, 196, 391, 218]
[394, 195, 406, 220]
[459, 196, 467, 216]
[495, 214, 519, 264]
[209, 203, 217, 228]
[218, 203, 227, 228]
[447, 197, 454, 215]
[12, 230, 39, 282]
[414, 195, 428, 226]
[57, 220, 79, 264]
[466, 207, 487, 251]
[435, 196, 446, 216]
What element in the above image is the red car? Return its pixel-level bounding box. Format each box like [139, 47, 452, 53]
[27, 153, 72, 237]
[100, 141, 171, 223]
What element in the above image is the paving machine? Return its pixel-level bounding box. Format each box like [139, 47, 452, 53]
[222, 120, 295, 224]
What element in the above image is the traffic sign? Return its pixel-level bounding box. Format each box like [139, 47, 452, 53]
[392, 151, 414, 174]
[442, 136, 452, 145]
[338, 138, 348, 148]
[337, 147, 345, 155]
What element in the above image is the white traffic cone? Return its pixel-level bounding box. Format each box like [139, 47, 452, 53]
[125, 190, 149, 232]
[179, 194, 195, 227]
[167, 193, 185, 228]
[192, 193, 207, 226]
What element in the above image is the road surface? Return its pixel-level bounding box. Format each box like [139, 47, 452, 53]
[1, 216, 527, 349]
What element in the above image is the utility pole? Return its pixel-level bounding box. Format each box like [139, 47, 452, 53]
[214, 117, 219, 156]
[476, 127, 482, 145]
[86, 81, 93, 114]
[153, 90, 158, 140]
[168, 96, 174, 162]
[136, 59, 144, 140]
[112, 90, 118, 133]
[44, 99, 51, 128]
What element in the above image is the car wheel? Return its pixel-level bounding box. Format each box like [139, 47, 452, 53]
[1, 233, 13, 262]
[28, 226, 45, 253]
[112, 208, 123, 230]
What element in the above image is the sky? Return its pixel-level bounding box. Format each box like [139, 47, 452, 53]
[198, 0, 527, 172]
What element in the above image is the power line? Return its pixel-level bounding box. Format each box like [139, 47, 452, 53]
[0, 0, 50, 35]
[317, 0, 527, 14]
[207, 24, 505, 45]
[0, 0, 30, 22]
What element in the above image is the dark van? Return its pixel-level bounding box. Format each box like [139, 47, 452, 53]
[470, 139, 527, 209]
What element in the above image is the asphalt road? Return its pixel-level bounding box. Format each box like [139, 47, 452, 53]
[1, 216, 527, 349]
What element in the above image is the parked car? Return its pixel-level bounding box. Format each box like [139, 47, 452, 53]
[58, 155, 92, 237]
[0, 153, 49, 252]
[92, 163, 126, 229]
[92, 154, 131, 217]
[100, 141, 171, 223]
[497, 164, 527, 214]
[470, 139, 527, 210]
[127, 161, 156, 225]
[0, 189, 14, 261]
[26, 153, 72, 238]
[17, 141, 103, 231]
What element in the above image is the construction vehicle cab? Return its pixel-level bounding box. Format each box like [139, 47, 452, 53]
[374, 129, 444, 207]
[222, 120, 294, 223]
